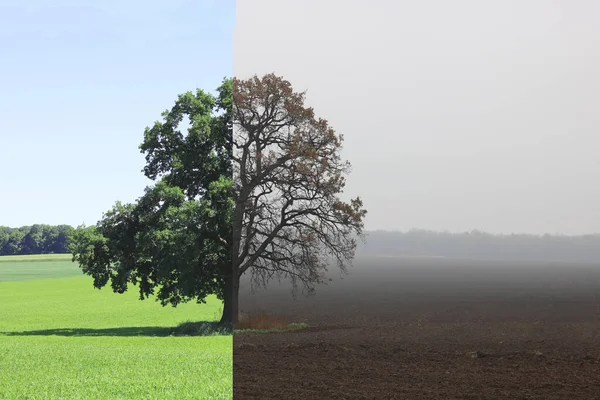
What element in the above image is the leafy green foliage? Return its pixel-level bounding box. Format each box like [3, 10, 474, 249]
[0, 225, 74, 256]
[70, 78, 233, 318]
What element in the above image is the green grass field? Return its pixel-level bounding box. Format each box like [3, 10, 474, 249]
[0, 254, 83, 282]
[0, 254, 232, 399]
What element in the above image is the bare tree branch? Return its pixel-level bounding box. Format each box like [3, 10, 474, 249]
[232, 74, 368, 294]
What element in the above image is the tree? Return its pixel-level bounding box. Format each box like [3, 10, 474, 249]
[70, 78, 233, 325]
[20, 225, 43, 254]
[0, 227, 10, 255]
[70, 73, 367, 328]
[0, 225, 76, 256]
[230, 74, 367, 325]
[40, 225, 59, 253]
[4, 228, 25, 255]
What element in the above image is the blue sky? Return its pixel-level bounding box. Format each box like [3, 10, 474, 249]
[0, 0, 234, 228]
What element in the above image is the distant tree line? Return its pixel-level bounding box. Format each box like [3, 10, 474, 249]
[0, 225, 74, 256]
[358, 229, 600, 264]
[6, 224, 600, 263]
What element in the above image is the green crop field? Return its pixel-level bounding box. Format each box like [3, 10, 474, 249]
[0, 254, 232, 400]
[0, 254, 82, 282]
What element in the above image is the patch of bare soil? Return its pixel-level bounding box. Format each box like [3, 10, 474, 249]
[237, 310, 291, 331]
[234, 258, 600, 399]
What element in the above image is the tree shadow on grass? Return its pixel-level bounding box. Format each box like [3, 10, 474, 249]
[0, 321, 231, 337]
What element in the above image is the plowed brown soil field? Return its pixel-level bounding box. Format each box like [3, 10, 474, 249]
[234, 256, 600, 399]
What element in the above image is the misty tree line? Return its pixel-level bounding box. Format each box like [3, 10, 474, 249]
[358, 229, 600, 263]
[0, 225, 74, 256]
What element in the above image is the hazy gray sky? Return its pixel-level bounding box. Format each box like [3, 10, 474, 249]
[234, 0, 600, 235]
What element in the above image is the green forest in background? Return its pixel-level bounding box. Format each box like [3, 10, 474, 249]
[0, 225, 74, 256]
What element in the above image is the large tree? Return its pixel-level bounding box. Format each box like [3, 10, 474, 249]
[70, 74, 366, 328]
[71, 78, 233, 324]
[230, 74, 367, 325]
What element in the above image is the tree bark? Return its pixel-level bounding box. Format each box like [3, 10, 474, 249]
[232, 272, 239, 328]
[228, 187, 245, 329]
[219, 270, 240, 329]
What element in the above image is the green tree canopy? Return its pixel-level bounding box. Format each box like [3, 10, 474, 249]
[71, 74, 367, 328]
[71, 78, 233, 323]
[0, 224, 74, 256]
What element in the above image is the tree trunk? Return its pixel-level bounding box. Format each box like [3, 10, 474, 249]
[232, 273, 239, 328]
[229, 189, 244, 330]
[219, 271, 240, 329]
